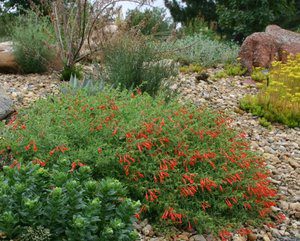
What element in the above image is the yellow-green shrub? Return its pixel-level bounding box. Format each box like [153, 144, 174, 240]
[240, 54, 300, 127]
[251, 68, 268, 82]
[179, 64, 203, 74]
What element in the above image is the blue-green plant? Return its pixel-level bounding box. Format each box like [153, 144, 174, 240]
[157, 33, 239, 67]
[0, 163, 140, 241]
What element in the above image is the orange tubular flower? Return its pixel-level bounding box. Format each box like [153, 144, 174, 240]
[219, 230, 232, 241]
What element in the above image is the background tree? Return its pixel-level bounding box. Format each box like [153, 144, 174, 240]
[164, 0, 217, 25]
[164, 0, 297, 41]
[216, 0, 297, 41]
[125, 7, 173, 37]
[0, 0, 48, 14]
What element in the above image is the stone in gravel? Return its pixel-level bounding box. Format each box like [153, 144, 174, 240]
[189, 234, 206, 241]
[0, 88, 14, 120]
[288, 159, 299, 169]
[149, 238, 166, 241]
[176, 233, 189, 241]
[295, 212, 300, 219]
[270, 228, 281, 237]
[262, 233, 271, 241]
[133, 222, 142, 231]
[289, 202, 300, 211]
[247, 233, 257, 241]
[232, 234, 247, 241]
[279, 201, 289, 210]
[142, 224, 154, 236]
[140, 219, 149, 228]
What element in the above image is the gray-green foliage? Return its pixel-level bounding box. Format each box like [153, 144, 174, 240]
[11, 11, 55, 73]
[102, 35, 178, 97]
[61, 74, 108, 96]
[20, 226, 51, 241]
[158, 33, 239, 67]
[0, 163, 139, 241]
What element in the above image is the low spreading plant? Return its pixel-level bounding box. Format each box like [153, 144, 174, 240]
[0, 90, 281, 239]
[240, 55, 300, 127]
[259, 118, 272, 129]
[11, 11, 56, 73]
[158, 33, 239, 67]
[251, 68, 269, 82]
[0, 163, 139, 241]
[213, 63, 247, 80]
[179, 64, 203, 74]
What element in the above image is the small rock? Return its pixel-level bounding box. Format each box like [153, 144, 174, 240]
[290, 202, 300, 211]
[140, 219, 149, 228]
[247, 233, 257, 241]
[176, 233, 189, 241]
[288, 159, 299, 169]
[189, 234, 206, 241]
[279, 201, 289, 210]
[142, 224, 153, 237]
[262, 233, 270, 241]
[233, 234, 247, 241]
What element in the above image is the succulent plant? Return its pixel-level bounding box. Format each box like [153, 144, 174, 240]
[60, 74, 108, 96]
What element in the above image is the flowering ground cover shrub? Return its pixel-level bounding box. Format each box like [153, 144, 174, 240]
[157, 33, 239, 67]
[0, 162, 139, 241]
[0, 90, 282, 238]
[240, 54, 300, 127]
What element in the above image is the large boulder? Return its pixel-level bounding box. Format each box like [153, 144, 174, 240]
[0, 41, 19, 74]
[239, 25, 300, 72]
[0, 88, 14, 120]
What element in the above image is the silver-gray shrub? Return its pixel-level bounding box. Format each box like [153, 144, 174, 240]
[158, 33, 240, 67]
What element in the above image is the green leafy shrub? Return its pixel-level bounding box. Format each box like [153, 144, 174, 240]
[125, 7, 172, 37]
[11, 11, 55, 73]
[182, 17, 219, 40]
[0, 13, 15, 40]
[102, 34, 177, 96]
[223, 63, 247, 76]
[0, 163, 139, 241]
[0, 90, 280, 238]
[240, 55, 300, 127]
[158, 33, 239, 67]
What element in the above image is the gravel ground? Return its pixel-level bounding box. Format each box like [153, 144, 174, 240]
[0, 69, 299, 241]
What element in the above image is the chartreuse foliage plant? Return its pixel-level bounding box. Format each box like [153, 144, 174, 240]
[0, 90, 282, 239]
[251, 67, 269, 83]
[0, 162, 139, 241]
[241, 54, 300, 127]
[213, 63, 247, 80]
[179, 64, 203, 74]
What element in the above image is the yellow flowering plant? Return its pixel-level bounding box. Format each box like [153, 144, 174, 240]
[240, 54, 300, 127]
